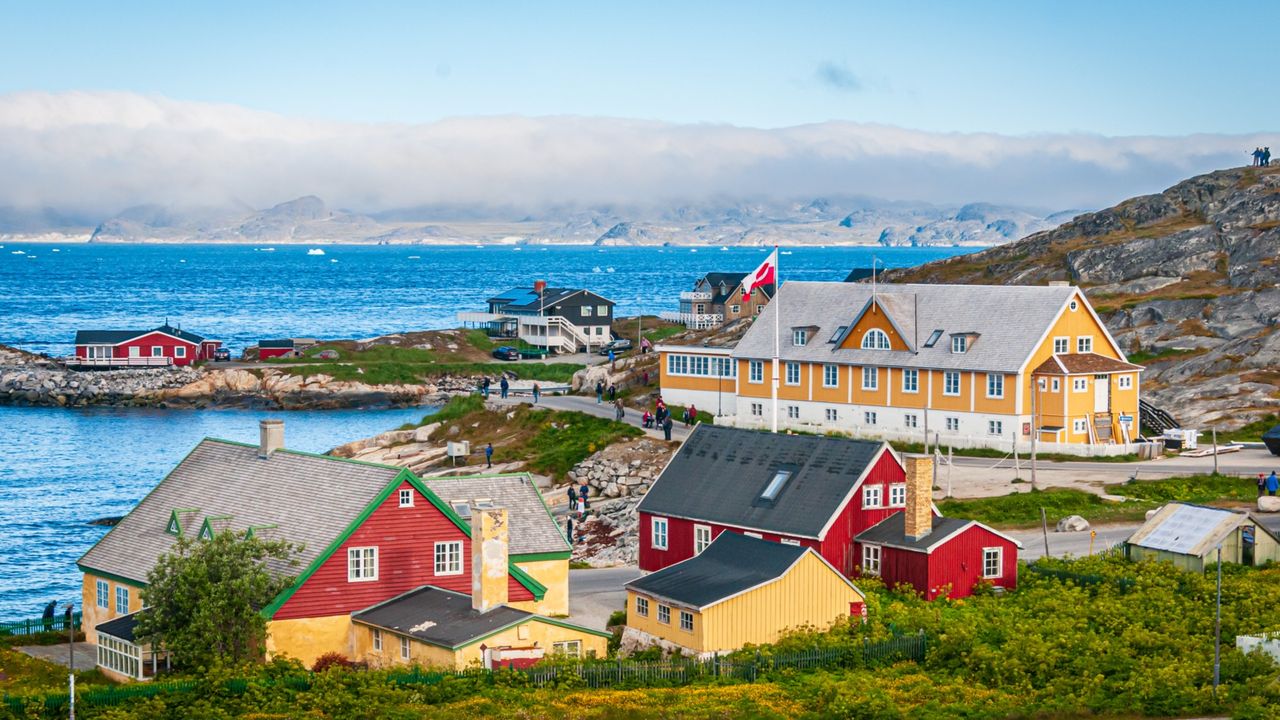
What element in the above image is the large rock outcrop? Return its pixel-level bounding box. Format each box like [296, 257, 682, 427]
[887, 166, 1280, 430]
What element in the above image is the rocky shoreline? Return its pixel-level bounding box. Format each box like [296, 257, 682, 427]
[0, 347, 471, 410]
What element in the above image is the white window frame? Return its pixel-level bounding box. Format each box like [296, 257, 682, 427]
[729, 304, 740, 314]
[372, 628, 383, 652]
[1118, 374, 1132, 390]
[1069, 299, 1079, 311]
[751, 402, 763, 417]
[1053, 336, 1069, 354]
[128, 346, 141, 358]
[398, 488, 413, 507]
[780, 538, 801, 546]
[553, 640, 582, 657]
[434, 541, 463, 576]
[983, 547, 1003, 578]
[862, 544, 881, 576]
[785, 362, 801, 386]
[988, 420, 1004, 436]
[1051, 378, 1061, 392]
[657, 605, 671, 624]
[694, 525, 712, 554]
[748, 360, 763, 383]
[986, 373, 1004, 399]
[862, 485, 882, 509]
[943, 371, 961, 396]
[115, 586, 129, 615]
[1073, 418, 1088, 433]
[679, 610, 694, 632]
[582, 306, 593, 317]
[825, 408, 838, 422]
[636, 596, 649, 617]
[651, 517, 668, 550]
[862, 366, 878, 391]
[348, 546, 378, 582]
[1077, 336, 1093, 353]
[945, 417, 959, 431]
[902, 369, 918, 393]
[174, 346, 186, 358]
[889, 483, 906, 507]
[823, 364, 839, 388]
[861, 329, 890, 350]
[743, 531, 763, 539]
[151, 345, 163, 357]
[400, 635, 411, 660]
[951, 335, 967, 354]
[96, 579, 109, 609]
[1073, 377, 1088, 393]
[597, 304, 608, 316]
[904, 414, 918, 429]
[864, 410, 877, 425]
[792, 329, 808, 346]
[787, 405, 800, 419]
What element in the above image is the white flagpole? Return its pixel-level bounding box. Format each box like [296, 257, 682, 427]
[771, 245, 780, 433]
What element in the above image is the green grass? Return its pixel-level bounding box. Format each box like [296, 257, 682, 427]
[524, 411, 644, 477]
[276, 355, 583, 385]
[1127, 347, 1199, 365]
[870, 440, 1141, 464]
[665, 403, 715, 426]
[939, 473, 1257, 528]
[640, 324, 686, 343]
[1216, 414, 1278, 443]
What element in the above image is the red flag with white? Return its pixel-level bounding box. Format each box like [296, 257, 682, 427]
[742, 248, 777, 301]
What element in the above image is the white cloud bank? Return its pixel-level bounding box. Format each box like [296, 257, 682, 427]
[0, 90, 1267, 216]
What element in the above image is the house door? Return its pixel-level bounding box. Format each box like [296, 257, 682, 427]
[1243, 525, 1256, 566]
[1093, 375, 1110, 413]
[128, 346, 141, 358]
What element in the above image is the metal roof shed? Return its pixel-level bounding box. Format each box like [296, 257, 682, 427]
[1124, 503, 1280, 571]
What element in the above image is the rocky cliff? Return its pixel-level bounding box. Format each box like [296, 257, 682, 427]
[886, 165, 1280, 429]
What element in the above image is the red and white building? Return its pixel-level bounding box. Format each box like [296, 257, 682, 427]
[636, 425, 938, 576]
[72, 324, 221, 367]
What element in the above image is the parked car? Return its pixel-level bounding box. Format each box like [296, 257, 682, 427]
[598, 338, 632, 355]
[492, 346, 520, 361]
[212, 348, 232, 362]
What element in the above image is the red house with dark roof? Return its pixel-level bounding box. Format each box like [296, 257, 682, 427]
[636, 425, 938, 575]
[854, 455, 1021, 599]
[72, 324, 221, 367]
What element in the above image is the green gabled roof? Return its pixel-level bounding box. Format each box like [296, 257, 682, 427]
[166, 508, 200, 537]
[199, 515, 234, 540]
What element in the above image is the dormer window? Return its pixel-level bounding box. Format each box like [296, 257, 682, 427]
[951, 335, 968, 354]
[861, 329, 891, 350]
[792, 329, 808, 346]
[924, 329, 943, 348]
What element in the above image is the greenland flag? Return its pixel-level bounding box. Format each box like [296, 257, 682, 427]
[742, 248, 777, 301]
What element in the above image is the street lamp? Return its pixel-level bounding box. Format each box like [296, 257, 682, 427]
[65, 601, 75, 720]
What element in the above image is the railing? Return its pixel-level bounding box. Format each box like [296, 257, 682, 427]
[3, 632, 926, 715]
[679, 291, 713, 301]
[519, 315, 595, 353]
[0, 611, 81, 637]
[61, 357, 173, 368]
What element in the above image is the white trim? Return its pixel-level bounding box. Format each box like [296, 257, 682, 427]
[433, 540, 463, 576]
[693, 524, 712, 554]
[856, 517, 1024, 554]
[83, 329, 202, 348]
[650, 516, 669, 550]
[814, 444, 896, 540]
[348, 546, 379, 582]
[982, 546, 1003, 578]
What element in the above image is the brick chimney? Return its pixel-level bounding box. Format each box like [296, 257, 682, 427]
[903, 454, 934, 541]
[471, 507, 510, 613]
[258, 419, 284, 459]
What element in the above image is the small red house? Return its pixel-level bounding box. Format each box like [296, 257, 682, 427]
[73, 324, 221, 367]
[256, 338, 316, 360]
[854, 455, 1021, 599]
[636, 425, 939, 575]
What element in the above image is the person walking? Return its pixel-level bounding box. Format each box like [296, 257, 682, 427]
[608, 349, 616, 368]
[662, 415, 673, 441]
[614, 398, 625, 421]
[485, 442, 493, 468]
[482, 377, 490, 398]
[42, 600, 56, 632]
[595, 380, 604, 404]
[565, 515, 575, 545]
[1258, 474, 1268, 498]
[532, 382, 541, 404]
[608, 384, 616, 402]
[499, 376, 509, 399]
[1268, 471, 1279, 496]
[688, 404, 698, 425]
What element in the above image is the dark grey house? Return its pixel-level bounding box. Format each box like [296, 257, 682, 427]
[458, 282, 616, 353]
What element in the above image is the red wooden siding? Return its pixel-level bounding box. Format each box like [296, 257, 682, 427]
[258, 347, 294, 359]
[859, 524, 1018, 601]
[638, 451, 925, 575]
[274, 480, 533, 620]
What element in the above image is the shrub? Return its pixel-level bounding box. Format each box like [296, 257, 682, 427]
[311, 652, 356, 673]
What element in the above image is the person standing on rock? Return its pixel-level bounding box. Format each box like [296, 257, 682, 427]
[499, 376, 509, 399]
[532, 382, 541, 403]
[662, 415, 673, 441]
[485, 442, 493, 468]
[595, 380, 604, 404]
[1253, 147, 1264, 166]
[1265, 147, 1272, 167]
[1267, 471, 1279, 496]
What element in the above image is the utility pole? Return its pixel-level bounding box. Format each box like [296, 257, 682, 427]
[1031, 377, 1039, 491]
[1213, 544, 1222, 703]
[1040, 508, 1050, 559]
[66, 601, 75, 720]
[1212, 427, 1219, 475]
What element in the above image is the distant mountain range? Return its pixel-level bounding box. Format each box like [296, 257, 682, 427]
[0, 195, 1079, 247]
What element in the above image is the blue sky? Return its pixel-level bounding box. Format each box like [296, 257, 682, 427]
[4, 0, 1277, 135]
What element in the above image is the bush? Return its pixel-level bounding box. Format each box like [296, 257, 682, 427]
[311, 652, 356, 673]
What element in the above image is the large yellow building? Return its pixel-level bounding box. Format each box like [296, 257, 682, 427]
[623, 532, 865, 657]
[658, 281, 1143, 453]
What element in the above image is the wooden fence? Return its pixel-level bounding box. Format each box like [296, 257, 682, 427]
[0, 612, 81, 638]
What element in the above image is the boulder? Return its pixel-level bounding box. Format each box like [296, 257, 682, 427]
[1258, 496, 1280, 513]
[1056, 515, 1090, 532]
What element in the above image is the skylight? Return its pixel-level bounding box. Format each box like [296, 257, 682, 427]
[452, 502, 472, 518]
[828, 326, 847, 343]
[924, 329, 944, 348]
[760, 470, 793, 502]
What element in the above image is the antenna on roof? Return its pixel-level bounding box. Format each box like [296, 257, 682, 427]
[871, 255, 879, 312]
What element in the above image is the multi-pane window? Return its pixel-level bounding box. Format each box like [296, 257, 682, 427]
[553, 640, 582, 657]
[862, 545, 881, 576]
[787, 405, 800, 419]
[983, 548, 1002, 578]
[749, 360, 763, 383]
[667, 354, 734, 377]
[680, 611, 694, 632]
[943, 371, 961, 396]
[1118, 374, 1132, 389]
[988, 420, 1004, 436]
[399, 488, 413, 507]
[823, 364, 839, 387]
[1073, 377, 1088, 392]
[694, 525, 712, 554]
[1077, 337, 1093, 353]
[597, 305, 608, 316]
[434, 541, 462, 575]
[636, 596, 649, 617]
[1053, 337, 1069, 354]
[793, 329, 808, 346]
[986, 373, 1004, 398]
[1052, 378, 1061, 392]
[582, 306, 593, 317]
[862, 366, 878, 390]
[864, 411, 877, 425]
[861, 329, 890, 350]
[657, 605, 671, 624]
[349, 547, 378, 582]
[951, 335, 967, 354]
[96, 580, 109, 609]
[902, 369, 918, 393]
[889, 483, 906, 506]
[946, 417, 960, 431]
[372, 629, 382, 651]
[400, 636, 411, 660]
[1073, 418, 1088, 433]
[785, 362, 801, 385]
[863, 485, 882, 508]
[115, 586, 129, 615]
[904, 414, 918, 429]
[651, 517, 668, 549]
[825, 408, 838, 422]
[751, 402, 763, 417]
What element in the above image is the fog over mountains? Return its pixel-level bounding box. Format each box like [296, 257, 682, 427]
[0, 91, 1266, 246]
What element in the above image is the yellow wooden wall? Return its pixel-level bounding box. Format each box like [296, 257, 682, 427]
[266, 614, 353, 668]
[352, 619, 608, 670]
[81, 573, 144, 644]
[509, 558, 569, 616]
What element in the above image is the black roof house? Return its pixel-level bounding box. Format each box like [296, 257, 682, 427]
[75, 323, 208, 346]
[352, 586, 536, 649]
[626, 532, 858, 608]
[637, 425, 891, 539]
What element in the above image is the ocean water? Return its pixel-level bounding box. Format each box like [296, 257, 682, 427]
[0, 242, 980, 620]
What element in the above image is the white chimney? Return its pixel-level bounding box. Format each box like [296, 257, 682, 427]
[259, 419, 284, 458]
